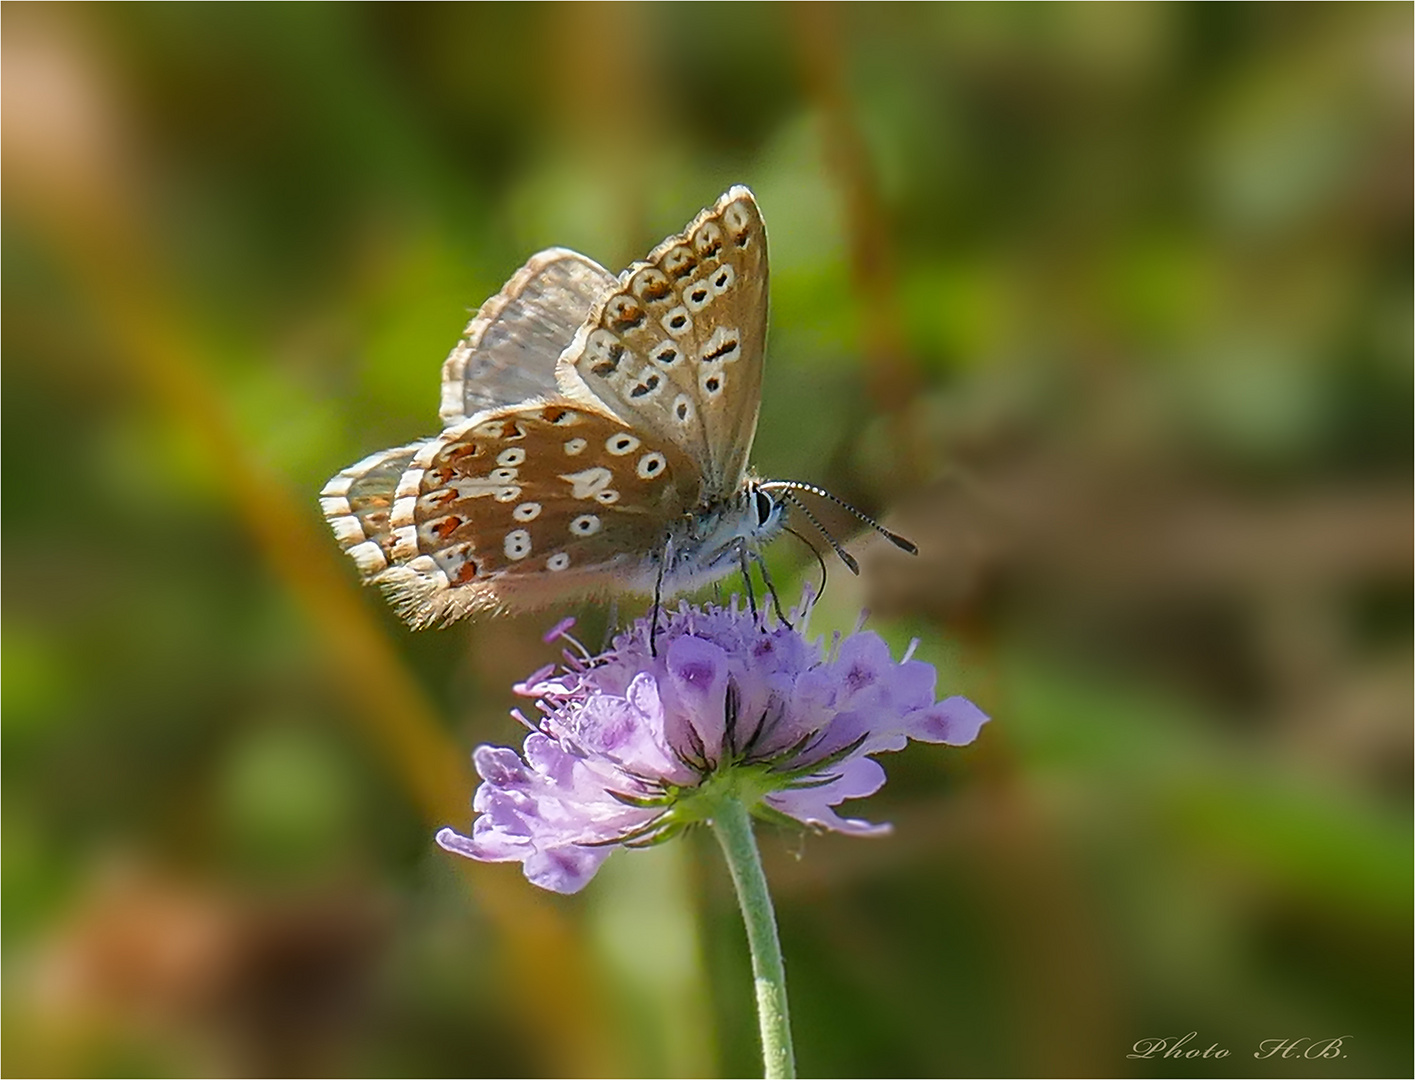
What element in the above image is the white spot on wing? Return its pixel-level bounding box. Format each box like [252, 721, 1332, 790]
[394, 469, 425, 500]
[348, 540, 388, 573]
[723, 199, 753, 237]
[559, 466, 613, 499]
[504, 529, 532, 560]
[513, 502, 542, 522]
[661, 306, 692, 338]
[389, 525, 418, 561]
[570, 514, 601, 536]
[683, 277, 714, 312]
[564, 438, 588, 456]
[390, 496, 418, 526]
[636, 452, 667, 479]
[547, 552, 571, 572]
[330, 515, 366, 545]
[699, 325, 741, 365]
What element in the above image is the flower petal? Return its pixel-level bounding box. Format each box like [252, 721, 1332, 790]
[763, 791, 894, 837]
[902, 695, 990, 746]
[524, 846, 610, 894]
[662, 634, 730, 762]
[437, 597, 987, 894]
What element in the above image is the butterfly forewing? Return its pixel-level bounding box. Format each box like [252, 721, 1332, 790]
[344, 403, 699, 626]
[324, 185, 779, 627]
[555, 187, 768, 501]
[441, 249, 618, 424]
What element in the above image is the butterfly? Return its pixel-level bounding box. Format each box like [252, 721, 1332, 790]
[321, 186, 911, 628]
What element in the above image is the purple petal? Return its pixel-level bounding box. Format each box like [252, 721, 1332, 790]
[439, 596, 989, 895]
[523, 846, 610, 894]
[764, 790, 893, 837]
[662, 635, 730, 761]
[473, 745, 529, 787]
[889, 659, 939, 712]
[903, 696, 990, 746]
[437, 824, 524, 862]
[833, 632, 894, 701]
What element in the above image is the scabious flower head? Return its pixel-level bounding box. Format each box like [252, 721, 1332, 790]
[437, 596, 988, 894]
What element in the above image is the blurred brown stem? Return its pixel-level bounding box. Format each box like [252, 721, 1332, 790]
[4, 51, 620, 1078]
[792, 1, 926, 485]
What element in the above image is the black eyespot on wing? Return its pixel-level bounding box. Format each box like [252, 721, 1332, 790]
[702, 336, 739, 363]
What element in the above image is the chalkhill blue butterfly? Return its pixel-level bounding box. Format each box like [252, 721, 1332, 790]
[320, 186, 912, 627]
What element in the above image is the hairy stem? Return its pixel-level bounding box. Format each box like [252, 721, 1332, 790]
[711, 795, 797, 1079]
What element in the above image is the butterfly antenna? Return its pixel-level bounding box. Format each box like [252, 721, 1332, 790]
[782, 524, 829, 605]
[780, 491, 859, 575]
[762, 481, 918, 554]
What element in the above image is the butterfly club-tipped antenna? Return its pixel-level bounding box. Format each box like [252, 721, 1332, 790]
[761, 480, 918, 576]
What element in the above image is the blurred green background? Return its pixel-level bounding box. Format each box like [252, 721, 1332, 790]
[4, 3, 1410, 1077]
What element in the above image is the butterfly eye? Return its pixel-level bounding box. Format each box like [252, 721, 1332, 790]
[754, 490, 774, 526]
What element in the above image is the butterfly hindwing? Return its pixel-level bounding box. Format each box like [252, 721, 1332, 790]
[441, 249, 618, 424]
[353, 403, 700, 626]
[321, 440, 434, 579]
[555, 186, 768, 501]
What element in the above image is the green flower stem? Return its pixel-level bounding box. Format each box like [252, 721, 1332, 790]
[711, 794, 797, 1079]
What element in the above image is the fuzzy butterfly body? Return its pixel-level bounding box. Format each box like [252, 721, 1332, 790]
[322, 186, 787, 627]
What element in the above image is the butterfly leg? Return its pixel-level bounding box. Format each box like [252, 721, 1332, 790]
[753, 550, 792, 629]
[736, 541, 759, 624]
[650, 535, 670, 657]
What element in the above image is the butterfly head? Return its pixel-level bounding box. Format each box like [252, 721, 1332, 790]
[661, 478, 786, 592]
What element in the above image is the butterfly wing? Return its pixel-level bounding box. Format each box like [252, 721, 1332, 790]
[321, 440, 433, 577]
[440, 248, 618, 424]
[554, 186, 768, 502]
[324, 402, 700, 627]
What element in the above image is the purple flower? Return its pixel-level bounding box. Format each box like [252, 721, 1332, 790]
[437, 599, 988, 894]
